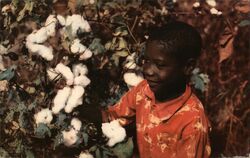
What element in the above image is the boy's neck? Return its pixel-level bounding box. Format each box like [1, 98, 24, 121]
[154, 81, 186, 104]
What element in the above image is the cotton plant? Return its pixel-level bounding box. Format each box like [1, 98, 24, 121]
[52, 63, 91, 114]
[102, 120, 126, 147]
[34, 108, 53, 125]
[25, 15, 58, 61]
[62, 118, 82, 146]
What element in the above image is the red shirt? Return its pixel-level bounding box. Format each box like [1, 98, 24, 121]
[103, 80, 211, 158]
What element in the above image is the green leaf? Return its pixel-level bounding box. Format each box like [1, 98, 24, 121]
[89, 38, 106, 55]
[117, 37, 127, 50]
[89, 145, 97, 152]
[111, 138, 134, 158]
[0, 65, 16, 81]
[55, 112, 67, 128]
[115, 50, 129, 57]
[95, 148, 101, 158]
[113, 26, 128, 36]
[17, 0, 34, 22]
[239, 20, 250, 27]
[111, 54, 120, 66]
[82, 132, 89, 146]
[34, 123, 51, 138]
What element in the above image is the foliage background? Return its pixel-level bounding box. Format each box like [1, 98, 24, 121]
[0, 0, 249, 157]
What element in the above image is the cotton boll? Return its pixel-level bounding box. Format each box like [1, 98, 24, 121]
[79, 49, 93, 60]
[73, 64, 88, 76]
[62, 128, 79, 146]
[101, 120, 126, 147]
[36, 45, 54, 61]
[71, 118, 82, 131]
[34, 108, 53, 125]
[45, 15, 57, 37]
[123, 72, 143, 87]
[27, 28, 48, 44]
[81, 20, 91, 32]
[64, 86, 85, 113]
[45, 23, 56, 37]
[47, 68, 60, 81]
[55, 63, 74, 86]
[26, 43, 54, 61]
[74, 75, 91, 87]
[26, 42, 39, 52]
[57, 15, 66, 26]
[66, 14, 91, 37]
[70, 39, 87, 54]
[52, 86, 72, 114]
[206, 0, 216, 7]
[79, 152, 94, 158]
[45, 15, 57, 26]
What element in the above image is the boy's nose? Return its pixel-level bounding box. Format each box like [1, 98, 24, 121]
[143, 64, 155, 76]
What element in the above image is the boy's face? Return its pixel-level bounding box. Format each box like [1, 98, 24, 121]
[143, 40, 185, 96]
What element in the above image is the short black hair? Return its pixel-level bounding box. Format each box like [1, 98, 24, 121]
[147, 21, 202, 64]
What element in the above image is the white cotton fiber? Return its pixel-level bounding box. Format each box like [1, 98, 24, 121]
[79, 49, 93, 60]
[55, 63, 74, 85]
[57, 15, 66, 26]
[64, 86, 85, 113]
[62, 128, 79, 146]
[34, 108, 53, 125]
[101, 120, 126, 147]
[73, 64, 88, 76]
[74, 75, 90, 87]
[123, 72, 143, 87]
[70, 118, 82, 131]
[79, 152, 94, 158]
[47, 68, 60, 81]
[52, 86, 71, 114]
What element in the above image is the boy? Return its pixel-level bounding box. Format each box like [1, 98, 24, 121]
[84, 21, 211, 158]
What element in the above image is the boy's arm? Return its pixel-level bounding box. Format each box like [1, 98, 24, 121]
[102, 80, 146, 126]
[176, 118, 211, 158]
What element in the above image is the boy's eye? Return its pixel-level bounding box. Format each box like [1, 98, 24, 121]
[156, 63, 166, 68]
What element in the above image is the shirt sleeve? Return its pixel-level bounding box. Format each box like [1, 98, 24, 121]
[176, 118, 211, 158]
[102, 80, 146, 126]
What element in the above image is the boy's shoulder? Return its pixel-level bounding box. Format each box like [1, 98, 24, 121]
[176, 93, 210, 131]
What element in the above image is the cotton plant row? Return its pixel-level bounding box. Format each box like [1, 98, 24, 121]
[25, 14, 92, 61]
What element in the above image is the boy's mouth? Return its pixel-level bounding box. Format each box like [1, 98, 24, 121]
[146, 80, 160, 91]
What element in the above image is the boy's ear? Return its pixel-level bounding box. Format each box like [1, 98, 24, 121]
[183, 58, 196, 76]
